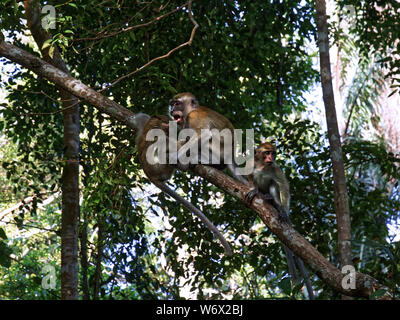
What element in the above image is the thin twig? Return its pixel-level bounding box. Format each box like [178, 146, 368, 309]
[100, 0, 198, 92]
[1, 99, 81, 116]
[75, 1, 189, 42]
[73, 2, 152, 46]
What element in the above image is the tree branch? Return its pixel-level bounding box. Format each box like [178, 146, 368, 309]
[193, 165, 384, 298]
[74, 1, 190, 42]
[0, 38, 137, 129]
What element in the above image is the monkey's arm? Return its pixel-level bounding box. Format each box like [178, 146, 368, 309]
[266, 167, 291, 223]
[152, 180, 233, 256]
[244, 172, 273, 204]
[174, 129, 212, 169]
[275, 168, 290, 213]
[169, 139, 193, 171]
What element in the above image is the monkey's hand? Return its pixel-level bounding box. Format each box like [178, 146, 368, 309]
[245, 189, 274, 204]
[245, 188, 272, 204]
[177, 161, 190, 171]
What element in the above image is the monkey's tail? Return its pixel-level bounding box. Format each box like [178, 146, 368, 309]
[152, 180, 233, 256]
[282, 212, 315, 300]
[283, 245, 299, 283]
[294, 255, 315, 300]
[283, 245, 314, 300]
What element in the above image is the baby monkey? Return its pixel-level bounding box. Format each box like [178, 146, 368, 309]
[245, 142, 290, 222]
[132, 113, 232, 256]
[246, 142, 314, 299]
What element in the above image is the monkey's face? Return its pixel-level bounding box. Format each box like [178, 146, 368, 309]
[169, 92, 199, 124]
[255, 144, 276, 167]
[170, 98, 184, 124]
[262, 150, 276, 165]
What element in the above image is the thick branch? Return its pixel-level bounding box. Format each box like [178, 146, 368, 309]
[0, 39, 137, 129]
[0, 36, 388, 299]
[0, 195, 36, 221]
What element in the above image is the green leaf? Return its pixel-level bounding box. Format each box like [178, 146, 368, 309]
[48, 46, 55, 59]
[370, 289, 388, 300]
[0, 242, 12, 268]
[41, 39, 52, 50]
[0, 228, 6, 240]
[278, 278, 292, 296]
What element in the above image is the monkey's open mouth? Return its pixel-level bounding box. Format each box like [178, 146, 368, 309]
[171, 111, 183, 124]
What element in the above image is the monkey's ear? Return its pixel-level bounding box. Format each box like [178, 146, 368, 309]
[191, 98, 199, 107]
[161, 122, 169, 129]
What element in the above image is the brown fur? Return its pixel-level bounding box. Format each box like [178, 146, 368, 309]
[170, 92, 248, 185]
[134, 114, 233, 256]
[246, 142, 314, 299]
[251, 142, 290, 212]
[137, 115, 175, 182]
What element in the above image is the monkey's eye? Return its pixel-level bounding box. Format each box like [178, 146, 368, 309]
[263, 151, 276, 157]
[170, 100, 181, 107]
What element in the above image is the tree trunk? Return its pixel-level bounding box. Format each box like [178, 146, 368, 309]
[315, 0, 353, 299]
[24, 0, 80, 300]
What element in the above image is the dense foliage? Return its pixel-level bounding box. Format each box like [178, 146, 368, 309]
[0, 0, 399, 299]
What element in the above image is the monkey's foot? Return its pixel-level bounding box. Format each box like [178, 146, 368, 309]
[278, 212, 290, 224]
[260, 193, 274, 201]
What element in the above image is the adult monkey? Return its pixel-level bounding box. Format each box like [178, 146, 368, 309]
[169, 92, 249, 185]
[246, 142, 314, 299]
[132, 113, 233, 256]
